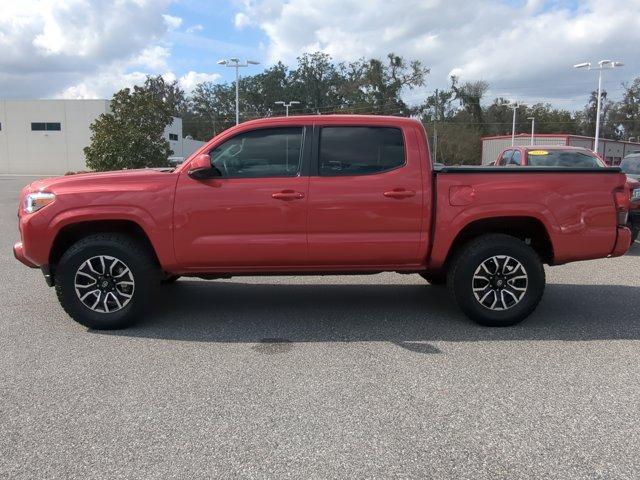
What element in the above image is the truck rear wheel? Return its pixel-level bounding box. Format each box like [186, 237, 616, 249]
[54, 233, 160, 330]
[448, 234, 545, 327]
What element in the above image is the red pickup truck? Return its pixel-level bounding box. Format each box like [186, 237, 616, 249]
[14, 115, 632, 330]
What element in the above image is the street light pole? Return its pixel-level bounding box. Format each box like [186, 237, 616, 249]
[574, 60, 624, 153]
[510, 103, 522, 146]
[594, 66, 604, 153]
[218, 58, 260, 125]
[527, 116, 535, 146]
[275, 100, 300, 117]
[433, 88, 439, 164]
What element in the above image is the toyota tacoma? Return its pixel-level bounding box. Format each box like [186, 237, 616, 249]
[14, 115, 632, 329]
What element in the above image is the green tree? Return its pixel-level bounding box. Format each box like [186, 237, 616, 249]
[450, 76, 489, 129]
[577, 89, 619, 139]
[288, 52, 345, 113]
[484, 98, 516, 136]
[615, 78, 640, 140]
[434, 123, 482, 165]
[420, 88, 455, 123]
[184, 81, 236, 140]
[84, 77, 175, 171]
[241, 62, 291, 117]
[182, 51, 430, 137]
[359, 53, 429, 115]
[143, 75, 187, 116]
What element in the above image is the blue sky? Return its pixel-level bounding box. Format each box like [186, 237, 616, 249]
[165, 1, 267, 84]
[0, 0, 638, 110]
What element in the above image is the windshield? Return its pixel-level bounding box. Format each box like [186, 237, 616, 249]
[527, 150, 603, 167]
[620, 157, 640, 175]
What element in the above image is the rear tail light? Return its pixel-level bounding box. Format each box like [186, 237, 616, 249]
[614, 187, 630, 226]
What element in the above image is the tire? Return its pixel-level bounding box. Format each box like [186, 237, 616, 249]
[161, 275, 181, 285]
[632, 227, 639, 244]
[55, 233, 160, 330]
[448, 234, 545, 327]
[419, 272, 446, 285]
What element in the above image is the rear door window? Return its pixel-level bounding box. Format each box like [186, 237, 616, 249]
[319, 127, 405, 176]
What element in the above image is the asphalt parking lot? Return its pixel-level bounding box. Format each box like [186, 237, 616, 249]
[1, 175, 639, 479]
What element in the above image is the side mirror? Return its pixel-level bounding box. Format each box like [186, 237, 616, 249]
[187, 153, 217, 179]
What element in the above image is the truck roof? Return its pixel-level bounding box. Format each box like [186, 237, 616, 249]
[238, 114, 423, 128]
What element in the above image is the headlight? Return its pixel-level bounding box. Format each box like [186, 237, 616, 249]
[632, 188, 640, 202]
[24, 192, 55, 214]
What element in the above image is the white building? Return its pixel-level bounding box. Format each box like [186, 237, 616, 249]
[0, 99, 205, 175]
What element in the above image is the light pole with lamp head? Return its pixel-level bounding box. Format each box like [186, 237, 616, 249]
[218, 58, 260, 125]
[275, 100, 300, 116]
[574, 60, 624, 153]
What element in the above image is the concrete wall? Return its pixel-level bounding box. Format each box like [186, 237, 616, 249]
[0, 100, 110, 174]
[165, 117, 183, 158]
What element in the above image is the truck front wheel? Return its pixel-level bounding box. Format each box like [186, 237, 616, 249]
[54, 233, 160, 330]
[448, 234, 545, 327]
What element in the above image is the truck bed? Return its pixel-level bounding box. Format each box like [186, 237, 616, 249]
[429, 165, 627, 268]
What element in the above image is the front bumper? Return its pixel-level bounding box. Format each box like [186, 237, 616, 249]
[14, 242, 54, 286]
[13, 241, 37, 268]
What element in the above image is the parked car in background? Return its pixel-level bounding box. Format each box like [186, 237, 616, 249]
[620, 154, 640, 243]
[493, 146, 605, 167]
[13, 116, 632, 330]
[494, 146, 638, 243]
[620, 153, 640, 180]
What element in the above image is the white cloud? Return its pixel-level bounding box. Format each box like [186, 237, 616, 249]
[185, 24, 204, 34]
[58, 68, 150, 99]
[162, 14, 183, 30]
[178, 71, 222, 93]
[234, 12, 251, 29]
[58, 66, 221, 100]
[130, 46, 171, 71]
[236, 0, 640, 109]
[0, 0, 173, 98]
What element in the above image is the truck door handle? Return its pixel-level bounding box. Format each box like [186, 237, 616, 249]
[272, 190, 305, 201]
[383, 188, 416, 199]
